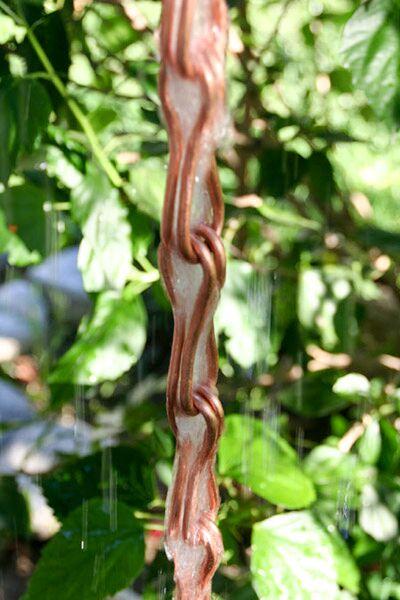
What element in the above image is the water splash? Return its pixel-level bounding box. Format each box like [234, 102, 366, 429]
[335, 478, 355, 539]
[81, 499, 88, 551]
[4, 263, 15, 286]
[92, 550, 105, 597]
[157, 570, 168, 599]
[74, 384, 87, 454]
[246, 268, 272, 380]
[101, 445, 117, 531]
[262, 399, 281, 474]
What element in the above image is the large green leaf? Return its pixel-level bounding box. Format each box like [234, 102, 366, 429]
[341, 0, 400, 121]
[72, 166, 133, 292]
[251, 511, 359, 600]
[0, 78, 51, 182]
[218, 414, 315, 509]
[49, 289, 147, 385]
[358, 418, 381, 465]
[298, 266, 355, 351]
[22, 499, 144, 600]
[42, 446, 155, 520]
[126, 158, 166, 222]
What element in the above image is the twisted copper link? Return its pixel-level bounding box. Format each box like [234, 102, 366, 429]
[158, 0, 228, 597]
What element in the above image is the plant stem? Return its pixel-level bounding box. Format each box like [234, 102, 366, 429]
[22, 17, 123, 188]
[0, 1, 23, 23]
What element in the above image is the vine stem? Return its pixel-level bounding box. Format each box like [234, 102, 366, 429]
[1, 0, 123, 188]
[26, 28, 123, 187]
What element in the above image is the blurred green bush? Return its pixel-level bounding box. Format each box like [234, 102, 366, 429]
[0, 0, 399, 598]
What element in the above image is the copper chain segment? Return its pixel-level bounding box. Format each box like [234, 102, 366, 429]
[158, 0, 228, 597]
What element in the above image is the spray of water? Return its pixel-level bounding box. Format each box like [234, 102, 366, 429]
[157, 570, 168, 599]
[81, 498, 88, 551]
[101, 445, 118, 532]
[245, 268, 272, 380]
[335, 478, 355, 539]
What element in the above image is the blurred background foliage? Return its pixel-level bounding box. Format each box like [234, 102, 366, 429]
[0, 0, 399, 598]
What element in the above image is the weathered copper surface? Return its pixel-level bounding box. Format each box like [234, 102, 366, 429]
[158, 0, 228, 597]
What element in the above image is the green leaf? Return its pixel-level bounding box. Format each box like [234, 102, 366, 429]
[298, 268, 326, 329]
[333, 373, 370, 398]
[0, 207, 40, 266]
[327, 522, 360, 594]
[72, 166, 133, 292]
[219, 414, 316, 509]
[378, 419, 400, 473]
[358, 418, 381, 465]
[46, 145, 84, 189]
[0, 90, 14, 183]
[22, 499, 145, 600]
[128, 208, 154, 259]
[359, 484, 398, 542]
[0, 184, 47, 256]
[13, 79, 52, 152]
[298, 266, 355, 351]
[257, 199, 320, 231]
[126, 158, 166, 222]
[216, 260, 272, 369]
[0, 78, 51, 182]
[251, 511, 357, 600]
[49, 289, 147, 385]
[88, 107, 118, 133]
[41, 446, 155, 520]
[97, 5, 139, 53]
[341, 0, 400, 120]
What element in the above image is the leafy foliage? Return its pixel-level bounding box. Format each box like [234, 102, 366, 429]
[251, 511, 359, 599]
[41, 446, 155, 520]
[49, 289, 147, 385]
[0, 0, 399, 598]
[219, 414, 316, 508]
[342, 0, 400, 122]
[22, 500, 145, 600]
[71, 166, 133, 292]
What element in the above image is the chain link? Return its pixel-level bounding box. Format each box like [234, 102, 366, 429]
[158, 0, 228, 597]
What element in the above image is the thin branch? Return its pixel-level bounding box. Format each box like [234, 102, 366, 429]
[259, 0, 294, 56]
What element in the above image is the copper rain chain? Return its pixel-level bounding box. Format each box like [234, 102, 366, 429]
[158, 0, 228, 597]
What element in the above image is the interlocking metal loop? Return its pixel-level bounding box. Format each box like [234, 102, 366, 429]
[158, 0, 228, 597]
